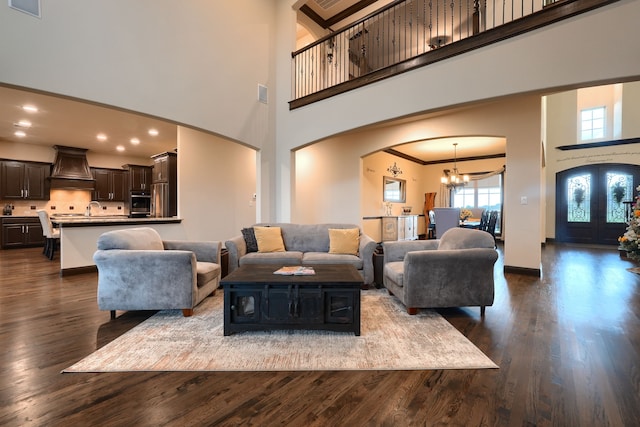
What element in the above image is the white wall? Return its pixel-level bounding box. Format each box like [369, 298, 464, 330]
[176, 126, 256, 242]
[292, 96, 542, 269]
[0, 1, 277, 151]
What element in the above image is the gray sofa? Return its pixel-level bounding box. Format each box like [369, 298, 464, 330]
[383, 227, 498, 315]
[94, 227, 222, 318]
[225, 223, 376, 286]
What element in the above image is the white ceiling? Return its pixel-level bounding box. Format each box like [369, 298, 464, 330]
[390, 136, 506, 164]
[0, 85, 177, 159]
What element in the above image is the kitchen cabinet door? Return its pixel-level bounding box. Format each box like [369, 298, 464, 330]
[111, 170, 126, 201]
[0, 161, 50, 200]
[92, 169, 112, 201]
[92, 168, 127, 202]
[151, 152, 176, 184]
[127, 165, 152, 191]
[1, 218, 45, 248]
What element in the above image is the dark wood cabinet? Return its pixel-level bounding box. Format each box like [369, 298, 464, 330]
[91, 168, 126, 202]
[1, 217, 44, 249]
[152, 152, 176, 184]
[0, 160, 50, 200]
[125, 165, 153, 192]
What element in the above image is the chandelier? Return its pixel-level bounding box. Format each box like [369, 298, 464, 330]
[387, 162, 403, 177]
[441, 143, 469, 189]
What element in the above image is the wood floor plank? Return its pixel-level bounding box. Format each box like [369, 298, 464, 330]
[0, 245, 639, 426]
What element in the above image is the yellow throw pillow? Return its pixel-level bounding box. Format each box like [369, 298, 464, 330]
[328, 228, 360, 256]
[253, 226, 285, 253]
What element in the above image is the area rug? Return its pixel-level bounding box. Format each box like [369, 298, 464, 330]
[63, 290, 497, 372]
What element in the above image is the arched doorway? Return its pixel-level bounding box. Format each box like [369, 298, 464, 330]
[556, 163, 640, 245]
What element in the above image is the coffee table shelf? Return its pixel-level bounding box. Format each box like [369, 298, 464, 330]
[221, 264, 362, 336]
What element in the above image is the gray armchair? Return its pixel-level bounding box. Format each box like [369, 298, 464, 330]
[93, 227, 222, 318]
[383, 227, 498, 316]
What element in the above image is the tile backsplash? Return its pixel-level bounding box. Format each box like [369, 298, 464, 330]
[1, 189, 128, 216]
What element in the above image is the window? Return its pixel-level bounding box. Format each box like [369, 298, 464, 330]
[580, 106, 605, 141]
[452, 173, 503, 232]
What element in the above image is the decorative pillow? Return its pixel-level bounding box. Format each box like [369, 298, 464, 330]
[253, 226, 286, 253]
[241, 227, 258, 253]
[328, 228, 360, 256]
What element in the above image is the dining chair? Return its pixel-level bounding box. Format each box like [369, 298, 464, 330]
[36, 210, 60, 260]
[433, 207, 461, 239]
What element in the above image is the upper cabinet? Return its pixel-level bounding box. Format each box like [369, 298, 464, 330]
[0, 160, 51, 200]
[91, 168, 126, 202]
[124, 165, 153, 192]
[152, 152, 177, 184]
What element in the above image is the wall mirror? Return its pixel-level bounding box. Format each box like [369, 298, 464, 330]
[383, 176, 406, 203]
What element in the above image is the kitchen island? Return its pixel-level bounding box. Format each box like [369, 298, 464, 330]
[52, 215, 185, 275]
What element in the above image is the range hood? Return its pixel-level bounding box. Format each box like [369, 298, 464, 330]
[48, 145, 95, 190]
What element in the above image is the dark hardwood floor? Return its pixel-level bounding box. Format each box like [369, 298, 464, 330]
[1, 244, 639, 426]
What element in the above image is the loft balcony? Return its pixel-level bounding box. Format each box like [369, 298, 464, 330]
[290, 0, 617, 109]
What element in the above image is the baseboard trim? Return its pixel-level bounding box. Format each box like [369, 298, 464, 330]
[504, 265, 541, 277]
[60, 265, 97, 276]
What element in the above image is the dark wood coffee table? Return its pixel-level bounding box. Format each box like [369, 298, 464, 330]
[220, 264, 363, 336]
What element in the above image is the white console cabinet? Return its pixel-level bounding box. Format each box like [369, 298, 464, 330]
[381, 215, 418, 241]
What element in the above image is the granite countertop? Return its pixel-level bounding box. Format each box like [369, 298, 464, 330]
[51, 215, 182, 227]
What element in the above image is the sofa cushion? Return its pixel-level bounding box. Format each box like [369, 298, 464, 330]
[241, 227, 258, 253]
[384, 261, 404, 287]
[328, 228, 360, 255]
[303, 252, 363, 269]
[196, 262, 220, 288]
[97, 227, 164, 251]
[240, 251, 303, 266]
[254, 226, 285, 252]
[254, 223, 361, 253]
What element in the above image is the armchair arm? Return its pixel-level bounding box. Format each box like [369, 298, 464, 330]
[94, 249, 198, 310]
[383, 240, 439, 263]
[402, 248, 499, 306]
[163, 240, 221, 264]
[224, 235, 246, 273]
[358, 233, 377, 285]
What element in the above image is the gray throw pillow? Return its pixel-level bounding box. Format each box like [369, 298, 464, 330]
[241, 227, 258, 253]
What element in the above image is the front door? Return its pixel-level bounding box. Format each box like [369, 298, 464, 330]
[556, 164, 640, 245]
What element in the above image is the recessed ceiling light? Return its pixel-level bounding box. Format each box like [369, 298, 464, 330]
[15, 119, 32, 128]
[96, 133, 108, 141]
[22, 105, 38, 113]
[116, 145, 125, 152]
[148, 128, 159, 136]
[130, 138, 140, 145]
[14, 130, 26, 137]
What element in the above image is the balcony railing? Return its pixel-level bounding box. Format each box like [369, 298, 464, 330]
[290, 0, 615, 109]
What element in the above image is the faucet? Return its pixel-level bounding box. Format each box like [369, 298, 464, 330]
[85, 201, 102, 217]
